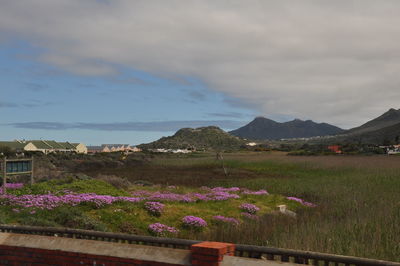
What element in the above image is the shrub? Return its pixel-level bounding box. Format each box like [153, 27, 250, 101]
[182, 215, 207, 230]
[212, 215, 240, 226]
[240, 203, 260, 214]
[148, 223, 179, 236]
[144, 201, 165, 216]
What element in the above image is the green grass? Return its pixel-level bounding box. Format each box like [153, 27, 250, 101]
[0, 178, 301, 241]
[204, 159, 400, 262]
[4, 152, 400, 262]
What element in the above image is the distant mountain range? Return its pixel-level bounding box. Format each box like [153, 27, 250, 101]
[138, 126, 244, 151]
[229, 117, 344, 140]
[140, 108, 400, 150]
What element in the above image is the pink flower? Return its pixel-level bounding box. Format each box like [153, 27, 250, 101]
[182, 216, 207, 228]
[287, 197, 316, 207]
[240, 203, 260, 214]
[148, 223, 179, 236]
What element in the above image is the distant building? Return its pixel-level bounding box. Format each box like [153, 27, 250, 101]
[0, 140, 87, 154]
[87, 144, 141, 153]
[246, 142, 257, 146]
[0, 141, 36, 153]
[327, 145, 342, 154]
[149, 148, 192, 154]
[102, 144, 130, 152]
[381, 145, 400, 155]
[87, 146, 104, 153]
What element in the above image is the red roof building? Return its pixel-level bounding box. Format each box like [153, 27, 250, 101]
[328, 145, 342, 154]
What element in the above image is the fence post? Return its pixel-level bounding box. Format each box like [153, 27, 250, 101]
[2, 157, 7, 194]
[30, 157, 34, 186]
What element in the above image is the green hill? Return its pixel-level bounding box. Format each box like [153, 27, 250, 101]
[343, 121, 400, 144]
[139, 126, 245, 151]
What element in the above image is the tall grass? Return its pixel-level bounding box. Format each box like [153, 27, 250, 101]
[80, 152, 400, 261]
[202, 159, 400, 262]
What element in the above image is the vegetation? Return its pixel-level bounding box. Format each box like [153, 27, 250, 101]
[3, 151, 399, 262]
[138, 126, 245, 151]
[0, 178, 308, 238]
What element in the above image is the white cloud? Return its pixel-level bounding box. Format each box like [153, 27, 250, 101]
[1, 0, 400, 128]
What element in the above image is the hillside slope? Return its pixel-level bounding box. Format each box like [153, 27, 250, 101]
[230, 117, 344, 140]
[343, 121, 400, 144]
[139, 126, 245, 151]
[346, 108, 400, 135]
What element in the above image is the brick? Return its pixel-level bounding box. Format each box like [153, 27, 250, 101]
[192, 260, 220, 266]
[191, 253, 223, 262]
[191, 242, 232, 256]
[226, 243, 235, 253]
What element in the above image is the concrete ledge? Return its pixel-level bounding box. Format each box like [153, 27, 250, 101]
[222, 256, 296, 266]
[0, 233, 191, 265]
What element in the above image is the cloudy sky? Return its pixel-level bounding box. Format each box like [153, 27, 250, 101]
[1, 1, 400, 145]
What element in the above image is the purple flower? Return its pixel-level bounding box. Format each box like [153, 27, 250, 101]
[287, 197, 316, 207]
[0, 183, 24, 193]
[0, 193, 142, 210]
[213, 215, 240, 226]
[242, 189, 269, 195]
[148, 223, 179, 236]
[144, 201, 165, 216]
[211, 187, 241, 192]
[240, 203, 260, 214]
[131, 189, 240, 203]
[182, 216, 207, 229]
[5, 183, 24, 189]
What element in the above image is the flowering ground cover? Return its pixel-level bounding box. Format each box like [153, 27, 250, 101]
[0, 178, 315, 238]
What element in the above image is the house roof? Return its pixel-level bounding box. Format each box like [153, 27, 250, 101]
[0, 141, 27, 149]
[43, 140, 65, 149]
[57, 142, 76, 149]
[29, 140, 54, 149]
[28, 140, 76, 150]
[1, 140, 85, 151]
[87, 146, 102, 150]
[71, 143, 82, 148]
[101, 144, 130, 147]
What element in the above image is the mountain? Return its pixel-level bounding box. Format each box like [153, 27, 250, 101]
[229, 117, 344, 140]
[337, 108, 400, 144]
[343, 121, 400, 144]
[139, 126, 245, 151]
[346, 108, 400, 135]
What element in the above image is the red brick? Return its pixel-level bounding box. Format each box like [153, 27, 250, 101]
[192, 260, 220, 266]
[191, 242, 232, 256]
[226, 243, 235, 253]
[191, 253, 223, 262]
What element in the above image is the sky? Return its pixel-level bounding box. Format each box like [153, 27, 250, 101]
[1, 1, 400, 145]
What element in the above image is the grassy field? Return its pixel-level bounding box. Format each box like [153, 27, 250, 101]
[4, 151, 400, 262]
[157, 152, 400, 261]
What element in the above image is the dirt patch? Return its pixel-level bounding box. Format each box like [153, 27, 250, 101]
[84, 164, 261, 187]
